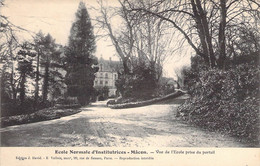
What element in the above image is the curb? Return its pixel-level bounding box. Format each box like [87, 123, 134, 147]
[107, 90, 185, 109]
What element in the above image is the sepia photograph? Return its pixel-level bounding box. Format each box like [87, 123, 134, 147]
[0, 0, 259, 154]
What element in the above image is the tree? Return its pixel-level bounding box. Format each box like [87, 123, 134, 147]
[96, 86, 109, 100]
[97, 0, 176, 98]
[17, 42, 36, 106]
[33, 32, 64, 106]
[0, 36, 20, 102]
[124, 0, 260, 69]
[65, 2, 98, 106]
[41, 34, 62, 104]
[96, 0, 134, 74]
[130, 1, 172, 81]
[226, 24, 260, 66]
[1, 7, 21, 103]
[46, 44, 65, 102]
[1, 0, 34, 105]
[97, 0, 173, 76]
[33, 31, 45, 107]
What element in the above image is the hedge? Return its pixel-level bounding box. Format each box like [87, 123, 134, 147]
[177, 64, 260, 146]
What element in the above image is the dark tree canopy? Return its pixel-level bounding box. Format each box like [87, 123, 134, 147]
[17, 42, 35, 106]
[65, 2, 98, 106]
[68, 2, 96, 62]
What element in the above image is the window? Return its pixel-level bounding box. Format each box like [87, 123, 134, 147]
[95, 81, 98, 85]
[100, 64, 103, 71]
[105, 73, 108, 78]
[100, 73, 103, 78]
[114, 74, 117, 79]
[105, 81, 108, 85]
[100, 81, 103, 85]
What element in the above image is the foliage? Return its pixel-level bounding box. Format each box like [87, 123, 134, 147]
[97, 0, 168, 86]
[116, 64, 158, 100]
[177, 63, 260, 145]
[1, 67, 12, 103]
[95, 86, 109, 101]
[1, 32, 64, 117]
[1, 107, 81, 127]
[157, 84, 175, 96]
[178, 55, 208, 91]
[64, 2, 98, 106]
[17, 42, 36, 106]
[1, 3, 66, 118]
[1, 96, 52, 117]
[65, 65, 97, 105]
[34, 32, 64, 104]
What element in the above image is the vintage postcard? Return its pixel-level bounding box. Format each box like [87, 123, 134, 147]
[0, 0, 259, 165]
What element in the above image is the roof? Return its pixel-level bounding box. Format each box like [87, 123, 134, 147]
[98, 57, 123, 72]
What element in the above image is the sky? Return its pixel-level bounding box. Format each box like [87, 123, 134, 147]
[1, 0, 192, 79]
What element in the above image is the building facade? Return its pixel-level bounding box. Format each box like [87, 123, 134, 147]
[94, 57, 122, 97]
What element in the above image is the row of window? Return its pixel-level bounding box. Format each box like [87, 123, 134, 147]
[95, 80, 108, 85]
[97, 72, 117, 79]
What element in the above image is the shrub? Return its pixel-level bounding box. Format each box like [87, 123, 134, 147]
[158, 84, 175, 96]
[96, 86, 109, 101]
[55, 97, 78, 105]
[1, 97, 46, 117]
[1, 101, 20, 117]
[116, 64, 158, 100]
[177, 64, 260, 145]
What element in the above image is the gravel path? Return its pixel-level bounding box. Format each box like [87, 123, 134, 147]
[0, 100, 246, 147]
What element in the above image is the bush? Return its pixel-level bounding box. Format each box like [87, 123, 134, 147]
[177, 64, 260, 145]
[1, 101, 20, 117]
[158, 84, 175, 96]
[180, 55, 209, 92]
[116, 64, 158, 100]
[55, 97, 78, 105]
[96, 86, 109, 101]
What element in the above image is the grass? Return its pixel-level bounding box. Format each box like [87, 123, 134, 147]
[1, 105, 81, 128]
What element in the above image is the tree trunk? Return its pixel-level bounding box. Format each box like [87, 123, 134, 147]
[218, 0, 227, 69]
[191, 0, 216, 68]
[101, 6, 131, 75]
[122, 58, 130, 74]
[20, 72, 26, 106]
[9, 39, 17, 101]
[10, 58, 17, 100]
[34, 49, 40, 108]
[42, 58, 49, 103]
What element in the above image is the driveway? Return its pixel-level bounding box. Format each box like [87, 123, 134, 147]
[0, 100, 246, 147]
